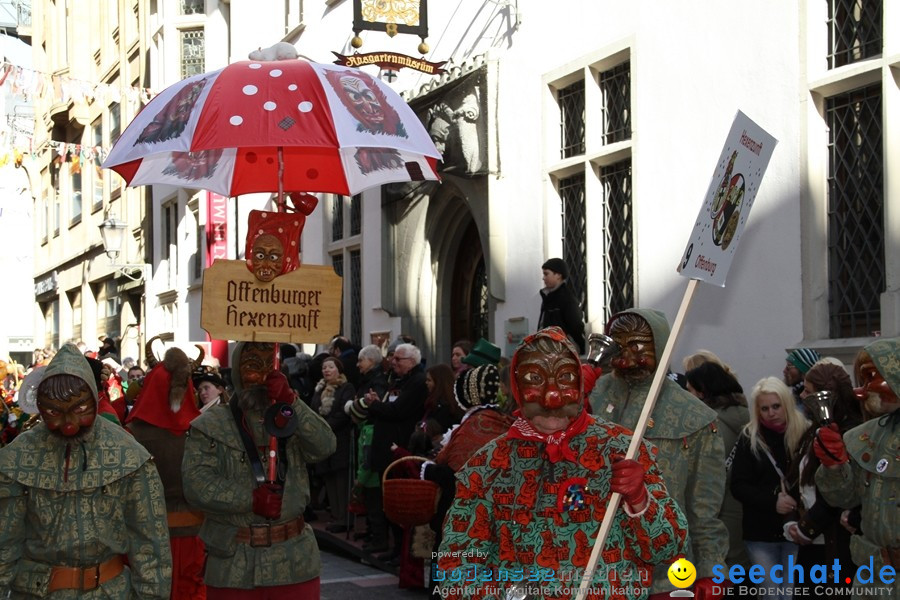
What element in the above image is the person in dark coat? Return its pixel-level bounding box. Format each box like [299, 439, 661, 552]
[309, 357, 356, 533]
[363, 343, 428, 561]
[538, 257, 585, 354]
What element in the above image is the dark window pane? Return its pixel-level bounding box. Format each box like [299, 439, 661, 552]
[181, 0, 204, 14]
[600, 159, 634, 321]
[332, 196, 344, 241]
[350, 194, 361, 236]
[332, 253, 344, 336]
[470, 259, 489, 342]
[826, 83, 883, 338]
[350, 249, 361, 345]
[559, 172, 587, 317]
[599, 61, 631, 144]
[559, 80, 585, 159]
[827, 0, 882, 69]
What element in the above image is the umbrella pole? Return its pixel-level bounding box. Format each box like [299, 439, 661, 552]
[277, 146, 285, 210]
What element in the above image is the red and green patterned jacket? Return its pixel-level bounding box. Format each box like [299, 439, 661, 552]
[436, 417, 688, 600]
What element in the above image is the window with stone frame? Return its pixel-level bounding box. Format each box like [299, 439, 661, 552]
[803, 0, 893, 346]
[329, 194, 362, 346]
[546, 51, 633, 327]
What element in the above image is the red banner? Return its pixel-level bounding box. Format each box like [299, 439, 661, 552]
[205, 192, 230, 366]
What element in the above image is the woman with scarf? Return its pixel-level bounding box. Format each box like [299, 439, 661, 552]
[731, 377, 811, 600]
[310, 356, 356, 533]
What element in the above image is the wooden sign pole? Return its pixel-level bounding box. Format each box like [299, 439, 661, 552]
[574, 278, 699, 600]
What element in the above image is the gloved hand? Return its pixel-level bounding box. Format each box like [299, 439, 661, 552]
[266, 370, 296, 405]
[694, 577, 727, 600]
[814, 423, 849, 466]
[252, 483, 283, 520]
[610, 458, 648, 510]
[580, 364, 603, 396]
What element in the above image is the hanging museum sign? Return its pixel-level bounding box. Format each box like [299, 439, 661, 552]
[200, 260, 342, 343]
[333, 51, 446, 75]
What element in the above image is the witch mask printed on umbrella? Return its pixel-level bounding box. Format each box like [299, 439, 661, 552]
[136, 78, 209, 145]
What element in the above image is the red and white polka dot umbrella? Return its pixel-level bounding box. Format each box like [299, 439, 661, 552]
[103, 60, 441, 197]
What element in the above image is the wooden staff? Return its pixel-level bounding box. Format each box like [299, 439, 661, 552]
[574, 279, 699, 600]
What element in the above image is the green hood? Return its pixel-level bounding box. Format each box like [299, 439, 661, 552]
[608, 307, 671, 360]
[42, 342, 99, 402]
[864, 337, 900, 397]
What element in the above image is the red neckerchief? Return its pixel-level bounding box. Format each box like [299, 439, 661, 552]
[506, 409, 593, 463]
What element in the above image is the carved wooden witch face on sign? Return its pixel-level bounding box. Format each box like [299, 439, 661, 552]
[244, 210, 304, 282]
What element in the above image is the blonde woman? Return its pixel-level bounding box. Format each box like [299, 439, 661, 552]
[730, 377, 811, 599]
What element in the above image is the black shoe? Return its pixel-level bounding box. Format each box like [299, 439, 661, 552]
[326, 523, 348, 533]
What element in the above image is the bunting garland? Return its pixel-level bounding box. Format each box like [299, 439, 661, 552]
[0, 61, 156, 107]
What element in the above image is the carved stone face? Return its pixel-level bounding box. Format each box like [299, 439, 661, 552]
[239, 343, 275, 387]
[38, 383, 97, 438]
[608, 314, 657, 382]
[515, 345, 582, 434]
[250, 234, 285, 282]
[340, 75, 385, 131]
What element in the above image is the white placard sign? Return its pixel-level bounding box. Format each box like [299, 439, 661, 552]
[677, 110, 777, 286]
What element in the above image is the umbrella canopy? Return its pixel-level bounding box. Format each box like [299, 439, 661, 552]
[103, 60, 441, 197]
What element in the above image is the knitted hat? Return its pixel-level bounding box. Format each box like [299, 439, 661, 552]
[786, 348, 820, 374]
[462, 338, 501, 367]
[454, 364, 500, 411]
[542, 258, 569, 280]
[344, 396, 370, 420]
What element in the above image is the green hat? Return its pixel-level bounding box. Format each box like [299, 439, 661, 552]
[462, 338, 501, 367]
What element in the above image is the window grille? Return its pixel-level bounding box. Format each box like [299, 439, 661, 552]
[350, 249, 361, 345]
[600, 159, 634, 321]
[826, 83, 883, 338]
[559, 80, 585, 159]
[599, 61, 631, 144]
[181, 0, 204, 14]
[827, 0, 882, 69]
[332, 195, 344, 241]
[350, 194, 361, 236]
[471, 259, 489, 342]
[559, 172, 587, 317]
[181, 29, 205, 79]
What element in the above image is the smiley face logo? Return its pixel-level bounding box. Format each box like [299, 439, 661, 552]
[667, 558, 697, 589]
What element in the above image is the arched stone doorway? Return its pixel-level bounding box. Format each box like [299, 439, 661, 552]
[450, 220, 488, 344]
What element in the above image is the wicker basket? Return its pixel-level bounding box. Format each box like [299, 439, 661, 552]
[382, 455, 441, 528]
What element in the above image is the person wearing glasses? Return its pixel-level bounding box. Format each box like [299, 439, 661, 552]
[364, 343, 428, 563]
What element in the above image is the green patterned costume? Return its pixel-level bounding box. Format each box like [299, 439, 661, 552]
[182, 396, 336, 589]
[589, 308, 728, 595]
[0, 344, 172, 599]
[435, 418, 688, 600]
[815, 337, 899, 599]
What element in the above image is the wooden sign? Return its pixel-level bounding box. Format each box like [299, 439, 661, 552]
[200, 260, 342, 344]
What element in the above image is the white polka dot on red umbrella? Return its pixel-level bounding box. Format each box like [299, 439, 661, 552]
[270, 69, 283, 77]
[264, 101, 276, 111]
[229, 116, 243, 126]
[243, 85, 258, 95]
[298, 101, 313, 112]
[249, 63, 262, 70]
[289, 84, 298, 91]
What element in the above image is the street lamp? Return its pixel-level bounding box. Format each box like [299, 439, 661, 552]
[99, 214, 148, 282]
